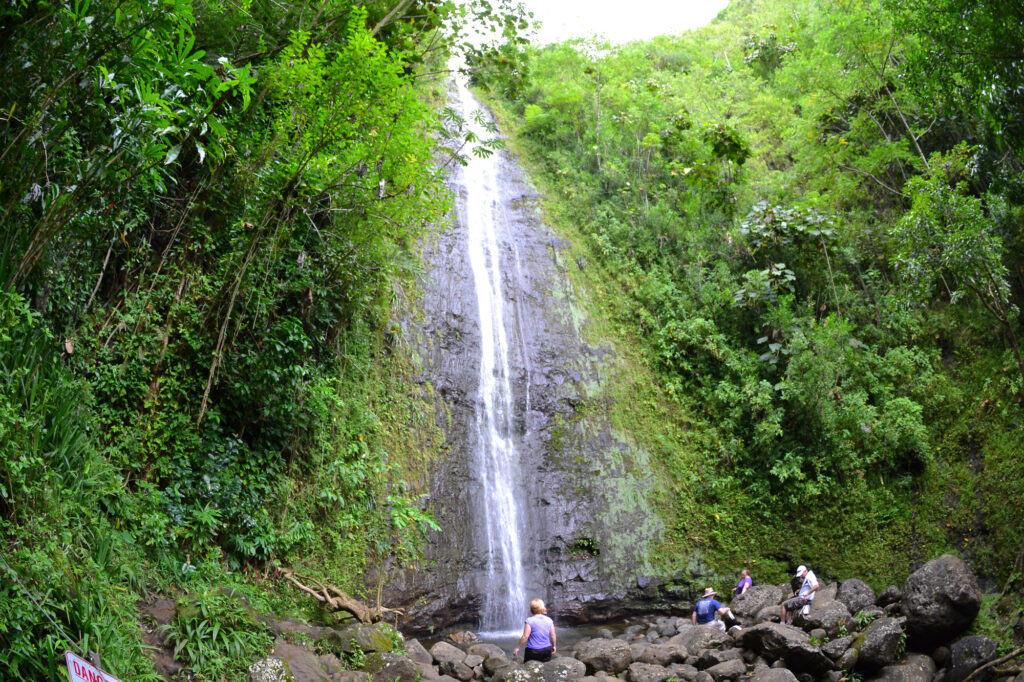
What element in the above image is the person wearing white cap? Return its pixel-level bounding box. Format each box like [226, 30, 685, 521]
[692, 587, 732, 631]
[780, 565, 819, 625]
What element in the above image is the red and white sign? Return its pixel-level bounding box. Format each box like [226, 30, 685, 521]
[65, 651, 122, 682]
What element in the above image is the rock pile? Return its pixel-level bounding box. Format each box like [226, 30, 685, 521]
[250, 555, 1000, 682]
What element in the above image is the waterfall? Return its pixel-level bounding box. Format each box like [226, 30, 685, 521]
[456, 79, 528, 634]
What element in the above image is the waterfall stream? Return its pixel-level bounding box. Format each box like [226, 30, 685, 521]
[456, 79, 528, 634]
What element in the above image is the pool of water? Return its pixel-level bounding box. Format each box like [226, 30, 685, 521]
[418, 620, 643, 659]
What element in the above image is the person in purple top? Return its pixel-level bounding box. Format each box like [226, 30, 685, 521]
[513, 598, 557, 662]
[734, 569, 752, 596]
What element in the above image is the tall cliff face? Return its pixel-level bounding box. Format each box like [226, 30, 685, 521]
[389, 86, 665, 632]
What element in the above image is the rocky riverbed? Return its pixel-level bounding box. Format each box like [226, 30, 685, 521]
[247, 555, 1018, 682]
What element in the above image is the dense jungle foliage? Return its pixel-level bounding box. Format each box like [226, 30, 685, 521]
[480, 0, 1024, 643]
[0, 0, 528, 678]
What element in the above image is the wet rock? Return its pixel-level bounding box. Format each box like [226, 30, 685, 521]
[739, 623, 832, 676]
[731, 586, 785, 625]
[249, 657, 296, 682]
[856, 617, 906, 671]
[822, 636, 852, 661]
[635, 642, 687, 666]
[575, 638, 633, 675]
[903, 555, 981, 645]
[868, 653, 936, 682]
[706, 659, 747, 681]
[540, 656, 586, 682]
[749, 668, 798, 682]
[627, 663, 674, 682]
[837, 580, 877, 615]
[948, 635, 998, 682]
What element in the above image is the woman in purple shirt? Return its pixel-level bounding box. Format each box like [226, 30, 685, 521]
[513, 598, 557, 662]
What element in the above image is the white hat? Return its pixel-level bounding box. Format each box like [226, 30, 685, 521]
[702, 587, 717, 597]
[795, 565, 807, 577]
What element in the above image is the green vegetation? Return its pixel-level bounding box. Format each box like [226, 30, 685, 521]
[477, 0, 1024, 636]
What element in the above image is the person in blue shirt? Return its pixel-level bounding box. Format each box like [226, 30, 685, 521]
[692, 588, 731, 631]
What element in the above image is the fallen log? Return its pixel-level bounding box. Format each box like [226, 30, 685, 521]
[275, 564, 403, 624]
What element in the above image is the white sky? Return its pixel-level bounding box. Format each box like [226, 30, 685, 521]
[517, 0, 730, 45]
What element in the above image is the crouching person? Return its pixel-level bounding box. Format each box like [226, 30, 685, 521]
[692, 587, 731, 632]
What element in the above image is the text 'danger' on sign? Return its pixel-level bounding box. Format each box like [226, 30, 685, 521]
[65, 651, 122, 682]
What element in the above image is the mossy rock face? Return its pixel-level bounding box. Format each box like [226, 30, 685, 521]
[321, 623, 399, 656]
[362, 652, 419, 682]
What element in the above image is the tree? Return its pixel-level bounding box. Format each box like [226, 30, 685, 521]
[889, 147, 1024, 381]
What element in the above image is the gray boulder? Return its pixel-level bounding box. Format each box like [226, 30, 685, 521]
[541, 657, 587, 682]
[695, 649, 743, 670]
[249, 657, 296, 682]
[797, 600, 852, 638]
[868, 653, 936, 682]
[876, 587, 901, 607]
[493, 664, 542, 682]
[468, 643, 506, 661]
[732, 586, 786, 624]
[818, 584, 839, 602]
[949, 635, 998, 682]
[749, 669, 799, 682]
[838, 580, 877, 615]
[406, 638, 433, 665]
[739, 623, 832, 675]
[486, 655, 513, 676]
[821, 637, 852, 661]
[431, 642, 467, 667]
[416, 661, 441, 681]
[837, 648, 858, 671]
[756, 605, 781, 624]
[271, 639, 329, 681]
[706, 659, 747, 681]
[365, 653, 420, 682]
[631, 642, 652, 661]
[627, 662, 674, 682]
[903, 555, 981, 644]
[856, 617, 906, 671]
[668, 663, 700, 681]
[636, 643, 687, 666]
[575, 638, 633, 675]
[668, 626, 731, 654]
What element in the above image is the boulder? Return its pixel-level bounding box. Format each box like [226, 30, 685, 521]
[949, 635, 998, 682]
[902, 555, 981, 644]
[797, 600, 852, 638]
[249, 657, 296, 682]
[706, 659, 747, 681]
[668, 626, 731, 654]
[749, 669, 799, 682]
[416, 661, 442, 681]
[431, 642, 468, 667]
[739, 623, 833, 676]
[486, 655, 512, 676]
[756, 606, 781, 624]
[868, 653, 936, 682]
[821, 637, 852, 662]
[406, 639, 433, 665]
[876, 587, 901, 607]
[541, 657, 587, 682]
[627, 663, 674, 682]
[469, 643, 507, 661]
[731, 586, 786, 624]
[327, 624, 398, 655]
[631, 642, 652, 661]
[837, 648, 858, 671]
[818, 584, 839, 602]
[337, 673, 371, 682]
[668, 663, 700, 681]
[492, 664, 542, 682]
[636, 643, 687, 666]
[856, 617, 906, 671]
[365, 653, 420, 682]
[271, 639, 329, 682]
[695, 649, 743, 670]
[838, 580, 877, 615]
[575, 639, 633, 675]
